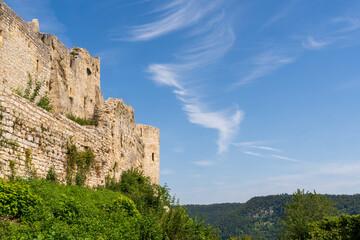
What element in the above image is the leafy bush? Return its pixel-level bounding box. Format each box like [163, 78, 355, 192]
[0, 180, 41, 218]
[112, 195, 140, 217]
[309, 214, 360, 239]
[0, 170, 220, 239]
[106, 168, 172, 214]
[162, 206, 220, 240]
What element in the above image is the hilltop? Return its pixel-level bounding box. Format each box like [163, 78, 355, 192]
[185, 194, 360, 239]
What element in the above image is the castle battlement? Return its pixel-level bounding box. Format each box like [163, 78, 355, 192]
[0, 0, 160, 185]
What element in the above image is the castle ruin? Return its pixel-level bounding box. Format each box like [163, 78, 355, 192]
[0, 1, 160, 185]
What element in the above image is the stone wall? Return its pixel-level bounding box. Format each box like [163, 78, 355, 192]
[0, 1, 51, 101]
[137, 124, 160, 184]
[0, 0, 160, 185]
[0, 85, 111, 186]
[0, 0, 104, 120]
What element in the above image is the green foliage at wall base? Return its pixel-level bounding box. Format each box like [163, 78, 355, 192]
[0, 169, 220, 239]
[0, 180, 41, 218]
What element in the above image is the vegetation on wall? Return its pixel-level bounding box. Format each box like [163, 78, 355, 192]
[65, 143, 95, 186]
[0, 127, 19, 149]
[24, 148, 37, 179]
[46, 165, 57, 182]
[9, 160, 16, 181]
[13, 73, 53, 112]
[66, 113, 97, 126]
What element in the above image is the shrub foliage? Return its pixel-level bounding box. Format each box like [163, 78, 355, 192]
[0, 169, 220, 239]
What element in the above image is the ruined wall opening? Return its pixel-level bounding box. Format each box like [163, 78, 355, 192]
[87, 68, 92, 76]
[140, 128, 142, 136]
[152, 153, 154, 161]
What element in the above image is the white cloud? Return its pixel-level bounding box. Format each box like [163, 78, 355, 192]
[148, 62, 243, 154]
[333, 17, 360, 33]
[184, 103, 243, 153]
[271, 154, 299, 162]
[235, 50, 295, 86]
[147, 64, 183, 89]
[262, 1, 297, 29]
[145, 6, 241, 154]
[243, 151, 263, 157]
[249, 145, 281, 152]
[127, 0, 221, 41]
[233, 141, 281, 152]
[192, 161, 217, 166]
[302, 36, 330, 49]
[301, 17, 360, 51]
[178, 23, 235, 64]
[233, 141, 265, 146]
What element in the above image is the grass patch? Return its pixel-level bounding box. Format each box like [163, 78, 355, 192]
[66, 114, 97, 126]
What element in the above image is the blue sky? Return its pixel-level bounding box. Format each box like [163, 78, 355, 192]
[5, 0, 360, 204]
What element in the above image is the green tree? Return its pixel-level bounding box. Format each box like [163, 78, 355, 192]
[309, 214, 360, 239]
[281, 189, 338, 240]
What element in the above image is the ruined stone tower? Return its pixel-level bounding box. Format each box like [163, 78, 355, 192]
[0, 0, 160, 185]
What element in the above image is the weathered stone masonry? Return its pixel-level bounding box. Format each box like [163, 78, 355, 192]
[0, 1, 160, 185]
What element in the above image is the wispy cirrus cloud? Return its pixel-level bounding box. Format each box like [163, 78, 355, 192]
[147, 64, 184, 89]
[243, 151, 264, 157]
[127, 0, 221, 41]
[184, 103, 243, 153]
[301, 16, 360, 51]
[234, 141, 281, 153]
[271, 154, 299, 163]
[302, 36, 330, 50]
[234, 50, 295, 86]
[332, 17, 360, 33]
[144, 1, 242, 154]
[148, 61, 243, 153]
[235, 141, 299, 163]
[249, 145, 281, 152]
[261, 1, 298, 29]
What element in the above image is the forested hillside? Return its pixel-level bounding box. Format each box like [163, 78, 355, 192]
[185, 194, 360, 239]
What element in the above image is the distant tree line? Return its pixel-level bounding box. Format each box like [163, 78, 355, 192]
[186, 191, 360, 239]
